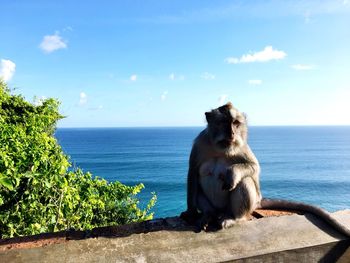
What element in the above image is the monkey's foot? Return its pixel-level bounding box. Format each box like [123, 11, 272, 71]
[180, 210, 201, 226]
[220, 215, 249, 229]
[197, 215, 211, 231]
[195, 213, 222, 232]
[220, 218, 236, 229]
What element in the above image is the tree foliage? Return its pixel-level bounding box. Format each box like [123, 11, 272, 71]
[0, 80, 156, 238]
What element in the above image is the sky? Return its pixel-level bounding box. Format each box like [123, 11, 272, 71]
[1, 0, 350, 127]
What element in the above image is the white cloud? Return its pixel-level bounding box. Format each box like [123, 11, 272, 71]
[218, 94, 228, 105]
[291, 64, 315, 70]
[79, 92, 87, 106]
[225, 57, 240, 64]
[161, 91, 168, 101]
[225, 46, 287, 64]
[169, 73, 185, 81]
[201, 72, 216, 80]
[39, 32, 67, 53]
[248, 79, 262, 85]
[130, 74, 137, 81]
[0, 59, 16, 82]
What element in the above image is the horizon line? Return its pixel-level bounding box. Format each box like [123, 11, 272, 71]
[56, 124, 350, 129]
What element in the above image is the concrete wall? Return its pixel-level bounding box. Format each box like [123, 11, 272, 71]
[0, 210, 349, 262]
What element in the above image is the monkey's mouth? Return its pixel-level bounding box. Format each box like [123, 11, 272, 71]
[217, 139, 234, 148]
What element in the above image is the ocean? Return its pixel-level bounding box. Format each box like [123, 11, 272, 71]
[55, 126, 350, 218]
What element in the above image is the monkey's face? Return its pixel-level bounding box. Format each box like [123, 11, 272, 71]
[205, 103, 247, 151]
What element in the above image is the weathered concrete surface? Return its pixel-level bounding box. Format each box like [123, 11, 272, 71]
[0, 210, 349, 263]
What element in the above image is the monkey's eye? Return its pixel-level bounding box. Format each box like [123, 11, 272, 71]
[233, 120, 240, 126]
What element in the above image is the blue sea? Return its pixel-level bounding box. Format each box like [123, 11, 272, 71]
[55, 127, 350, 218]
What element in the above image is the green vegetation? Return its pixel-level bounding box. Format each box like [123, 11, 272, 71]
[0, 80, 156, 238]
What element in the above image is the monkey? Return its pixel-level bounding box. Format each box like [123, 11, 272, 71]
[180, 102, 261, 229]
[180, 102, 350, 237]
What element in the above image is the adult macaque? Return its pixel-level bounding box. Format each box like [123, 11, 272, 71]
[181, 102, 261, 229]
[181, 102, 350, 237]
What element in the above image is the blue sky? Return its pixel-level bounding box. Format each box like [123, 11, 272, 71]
[1, 0, 350, 127]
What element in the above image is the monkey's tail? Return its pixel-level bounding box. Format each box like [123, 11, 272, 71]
[258, 198, 350, 238]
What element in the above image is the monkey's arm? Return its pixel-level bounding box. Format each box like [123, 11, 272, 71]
[224, 145, 260, 191]
[187, 146, 199, 212]
[181, 144, 201, 222]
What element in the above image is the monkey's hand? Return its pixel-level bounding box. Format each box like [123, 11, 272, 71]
[221, 168, 241, 191]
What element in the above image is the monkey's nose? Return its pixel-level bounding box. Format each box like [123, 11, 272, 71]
[228, 135, 234, 141]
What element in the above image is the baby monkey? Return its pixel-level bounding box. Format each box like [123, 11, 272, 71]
[181, 102, 350, 237]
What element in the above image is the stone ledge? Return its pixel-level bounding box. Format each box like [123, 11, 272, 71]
[0, 210, 349, 262]
[0, 209, 293, 251]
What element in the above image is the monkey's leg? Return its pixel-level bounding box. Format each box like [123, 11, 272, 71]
[221, 177, 260, 229]
[181, 189, 217, 229]
[196, 191, 219, 230]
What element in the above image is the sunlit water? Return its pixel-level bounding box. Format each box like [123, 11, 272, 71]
[55, 126, 350, 218]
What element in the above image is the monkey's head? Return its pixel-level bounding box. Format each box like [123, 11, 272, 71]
[205, 102, 248, 152]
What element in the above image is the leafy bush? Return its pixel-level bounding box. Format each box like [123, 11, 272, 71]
[0, 80, 156, 238]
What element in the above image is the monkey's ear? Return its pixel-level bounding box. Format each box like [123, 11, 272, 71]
[205, 112, 212, 123]
[218, 102, 233, 113]
[225, 102, 233, 109]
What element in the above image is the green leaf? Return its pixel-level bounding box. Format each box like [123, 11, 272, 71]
[44, 180, 51, 188]
[0, 175, 14, 190]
